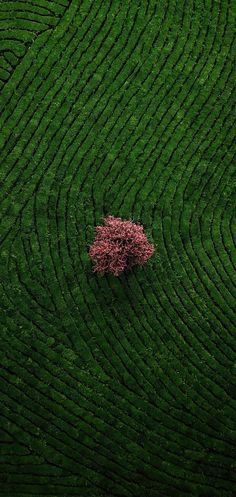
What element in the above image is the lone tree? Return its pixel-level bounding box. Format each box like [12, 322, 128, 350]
[89, 215, 154, 276]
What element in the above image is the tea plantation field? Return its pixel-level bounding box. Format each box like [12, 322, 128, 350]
[0, 1, 236, 496]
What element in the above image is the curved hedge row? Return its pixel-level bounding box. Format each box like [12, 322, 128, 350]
[0, 1, 236, 496]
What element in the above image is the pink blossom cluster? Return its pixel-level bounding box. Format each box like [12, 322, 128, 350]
[89, 215, 154, 276]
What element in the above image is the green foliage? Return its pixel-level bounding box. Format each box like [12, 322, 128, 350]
[0, 0, 236, 496]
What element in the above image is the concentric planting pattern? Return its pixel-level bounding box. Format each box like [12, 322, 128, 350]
[0, 1, 236, 496]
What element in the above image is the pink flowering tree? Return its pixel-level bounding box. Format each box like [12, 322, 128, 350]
[89, 215, 154, 276]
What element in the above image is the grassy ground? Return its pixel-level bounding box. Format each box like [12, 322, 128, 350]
[0, 1, 236, 496]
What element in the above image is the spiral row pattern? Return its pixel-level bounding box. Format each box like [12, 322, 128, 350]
[0, 1, 236, 496]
